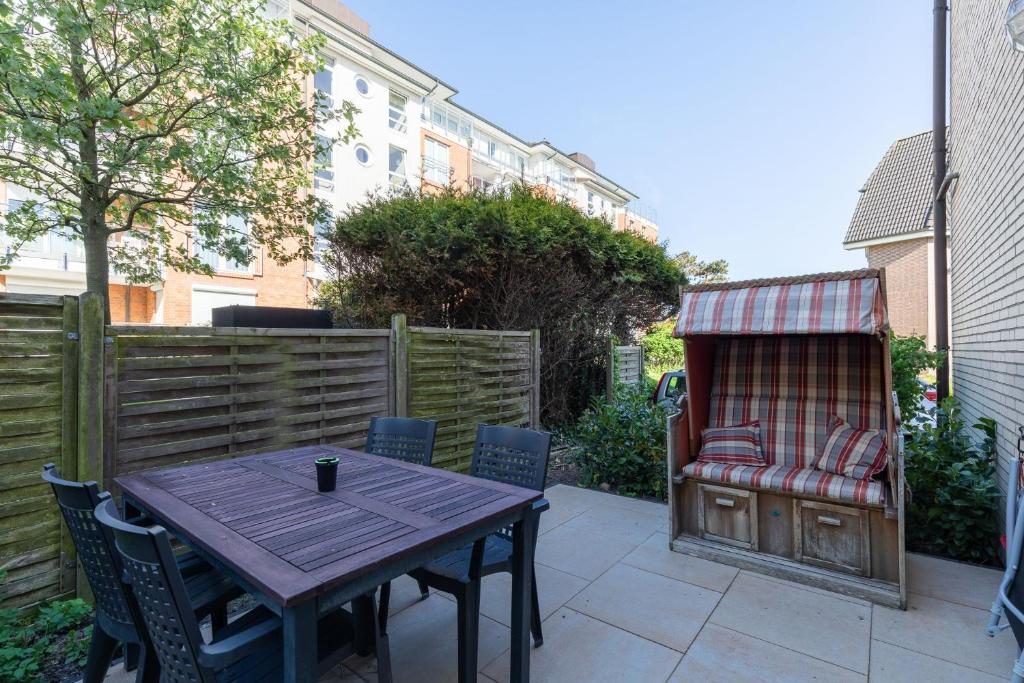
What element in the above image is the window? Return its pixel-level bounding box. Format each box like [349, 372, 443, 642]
[314, 60, 333, 110]
[423, 138, 449, 185]
[388, 145, 407, 188]
[315, 134, 333, 188]
[354, 144, 371, 166]
[422, 100, 472, 140]
[313, 212, 332, 262]
[4, 185, 83, 261]
[193, 205, 252, 274]
[472, 177, 493, 191]
[587, 192, 595, 214]
[354, 75, 370, 97]
[262, 0, 288, 21]
[388, 91, 407, 133]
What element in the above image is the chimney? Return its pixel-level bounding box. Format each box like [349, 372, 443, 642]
[568, 152, 595, 172]
[309, 0, 370, 37]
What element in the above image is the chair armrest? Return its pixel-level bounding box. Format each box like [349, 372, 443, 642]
[198, 614, 281, 669]
[531, 498, 550, 515]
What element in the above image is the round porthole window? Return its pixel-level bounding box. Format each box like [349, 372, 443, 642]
[354, 75, 370, 97]
[354, 145, 371, 166]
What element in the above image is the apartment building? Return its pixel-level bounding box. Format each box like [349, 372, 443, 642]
[0, 0, 658, 324]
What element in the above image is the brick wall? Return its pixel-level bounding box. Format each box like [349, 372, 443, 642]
[865, 238, 930, 338]
[949, 0, 1024, 500]
[0, 274, 5, 292]
[108, 284, 156, 323]
[421, 131, 471, 193]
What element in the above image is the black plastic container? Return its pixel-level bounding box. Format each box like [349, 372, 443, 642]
[315, 456, 339, 492]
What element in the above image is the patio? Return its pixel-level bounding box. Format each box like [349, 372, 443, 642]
[99, 483, 1016, 683]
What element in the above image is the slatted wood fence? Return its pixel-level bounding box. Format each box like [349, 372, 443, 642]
[607, 344, 644, 399]
[0, 294, 78, 608]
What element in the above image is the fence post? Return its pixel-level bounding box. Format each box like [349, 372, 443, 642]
[77, 292, 104, 485]
[606, 338, 616, 401]
[58, 296, 80, 595]
[530, 329, 541, 429]
[391, 313, 409, 417]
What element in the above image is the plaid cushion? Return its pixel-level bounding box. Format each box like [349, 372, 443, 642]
[698, 422, 766, 465]
[681, 461, 885, 507]
[708, 336, 886, 468]
[814, 416, 887, 480]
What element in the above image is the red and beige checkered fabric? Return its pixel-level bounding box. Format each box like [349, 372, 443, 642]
[680, 461, 885, 506]
[814, 416, 888, 480]
[697, 422, 766, 465]
[676, 276, 888, 336]
[707, 336, 886, 469]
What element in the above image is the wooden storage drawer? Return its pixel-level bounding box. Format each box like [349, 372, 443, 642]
[794, 500, 870, 576]
[697, 484, 758, 550]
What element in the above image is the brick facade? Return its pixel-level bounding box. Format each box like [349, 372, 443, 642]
[865, 238, 930, 338]
[108, 284, 156, 323]
[949, 0, 1024, 499]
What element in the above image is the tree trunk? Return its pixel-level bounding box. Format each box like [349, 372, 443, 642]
[83, 222, 111, 324]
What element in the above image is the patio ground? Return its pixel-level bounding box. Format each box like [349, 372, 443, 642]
[102, 484, 1018, 682]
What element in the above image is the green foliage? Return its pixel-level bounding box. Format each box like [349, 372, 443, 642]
[905, 398, 1000, 565]
[640, 319, 684, 372]
[671, 250, 728, 285]
[0, 597, 93, 682]
[318, 185, 683, 424]
[568, 385, 668, 499]
[0, 0, 357, 317]
[890, 332, 944, 426]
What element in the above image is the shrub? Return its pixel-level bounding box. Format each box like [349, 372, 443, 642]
[640, 320, 684, 376]
[905, 397, 1000, 565]
[890, 332, 944, 427]
[317, 185, 683, 425]
[569, 385, 668, 499]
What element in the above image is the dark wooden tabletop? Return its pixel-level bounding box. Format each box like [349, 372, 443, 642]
[116, 445, 542, 606]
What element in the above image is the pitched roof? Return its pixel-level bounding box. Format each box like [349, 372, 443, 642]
[843, 130, 940, 246]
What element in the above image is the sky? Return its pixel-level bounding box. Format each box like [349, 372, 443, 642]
[343, 0, 934, 281]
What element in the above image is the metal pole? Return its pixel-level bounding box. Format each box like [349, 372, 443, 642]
[933, 0, 950, 400]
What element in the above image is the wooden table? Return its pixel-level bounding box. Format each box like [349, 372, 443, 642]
[116, 445, 544, 683]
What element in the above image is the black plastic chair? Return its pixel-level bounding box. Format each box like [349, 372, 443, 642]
[42, 464, 240, 683]
[365, 416, 438, 634]
[381, 424, 551, 682]
[366, 416, 438, 466]
[94, 497, 371, 683]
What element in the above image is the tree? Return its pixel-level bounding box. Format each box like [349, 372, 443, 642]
[671, 250, 728, 285]
[317, 185, 683, 424]
[0, 0, 356, 320]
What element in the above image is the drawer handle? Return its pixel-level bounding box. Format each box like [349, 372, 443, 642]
[817, 515, 842, 526]
[714, 497, 735, 508]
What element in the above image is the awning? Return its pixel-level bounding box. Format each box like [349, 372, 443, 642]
[675, 269, 889, 337]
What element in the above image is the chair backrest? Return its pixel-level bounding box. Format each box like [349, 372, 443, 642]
[470, 424, 551, 492]
[94, 498, 210, 683]
[41, 464, 139, 642]
[366, 416, 438, 466]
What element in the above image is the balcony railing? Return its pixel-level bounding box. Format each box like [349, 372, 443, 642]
[625, 200, 658, 224]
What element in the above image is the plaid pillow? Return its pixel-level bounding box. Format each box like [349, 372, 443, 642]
[698, 422, 766, 466]
[813, 416, 888, 480]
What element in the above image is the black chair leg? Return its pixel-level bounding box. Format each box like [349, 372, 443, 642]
[82, 621, 118, 683]
[133, 644, 160, 683]
[352, 594, 375, 657]
[456, 582, 481, 683]
[378, 581, 391, 636]
[124, 641, 140, 671]
[530, 568, 543, 647]
[210, 604, 228, 635]
[417, 577, 429, 600]
[369, 589, 393, 683]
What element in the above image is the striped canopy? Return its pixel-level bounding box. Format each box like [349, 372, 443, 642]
[675, 270, 889, 337]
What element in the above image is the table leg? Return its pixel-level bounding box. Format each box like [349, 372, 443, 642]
[510, 507, 540, 683]
[283, 601, 317, 683]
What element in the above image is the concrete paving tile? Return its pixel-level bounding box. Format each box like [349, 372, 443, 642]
[669, 623, 865, 683]
[740, 570, 871, 606]
[710, 572, 871, 673]
[567, 563, 721, 652]
[481, 607, 681, 683]
[477, 561, 589, 627]
[384, 574, 429, 616]
[599, 494, 669, 519]
[537, 502, 585, 535]
[872, 592, 1018, 677]
[621, 534, 738, 592]
[347, 594, 509, 683]
[561, 503, 667, 545]
[907, 552, 1004, 610]
[869, 640, 1004, 683]
[542, 484, 609, 514]
[534, 524, 636, 581]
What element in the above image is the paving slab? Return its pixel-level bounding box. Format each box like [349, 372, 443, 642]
[542, 484, 609, 514]
[534, 523, 636, 581]
[906, 552, 1003, 610]
[872, 592, 1018, 677]
[868, 640, 1004, 683]
[709, 572, 871, 673]
[481, 607, 681, 683]
[567, 563, 721, 652]
[670, 623, 865, 683]
[621, 532, 738, 592]
[475, 561, 589, 627]
[560, 503, 667, 544]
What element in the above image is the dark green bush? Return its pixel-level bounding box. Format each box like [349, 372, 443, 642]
[890, 332, 944, 427]
[318, 184, 682, 425]
[569, 385, 668, 499]
[640, 320, 684, 370]
[905, 397, 1001, 565]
